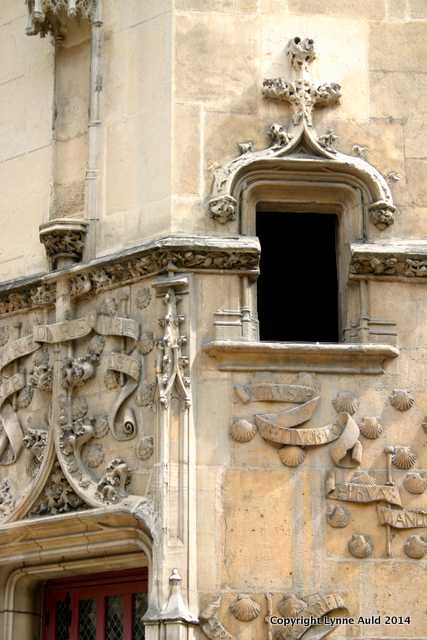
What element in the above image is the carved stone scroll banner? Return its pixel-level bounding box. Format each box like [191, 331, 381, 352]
[0, 404, 24, 466]
[107, 353, 141, 440]
[0, 335, 41, 370]
[329, 413, 362, 468]
[326, 471, 402, 507]
[378, 506, 427, 530]
[255, 396, 320, 431]
[33, 315, 139, 345]
[256, 418, 341, 447]
[235, 383, 315, 405]
[0, 374, 25, 408]
[276, 593, 348, 640]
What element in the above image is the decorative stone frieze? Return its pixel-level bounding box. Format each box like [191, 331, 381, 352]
[39, 219, 88, 270]
[25, 0, 96, 41]
[0, 235, 259, 318]
[350, 242, 427, 280]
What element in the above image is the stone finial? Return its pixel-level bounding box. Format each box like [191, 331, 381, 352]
[39, 218, 88, 270]
[25, 0, 96, 41]
[159, 569, 198, 623]
[262, 37, 341, 128]
[287, 36, 316, 73]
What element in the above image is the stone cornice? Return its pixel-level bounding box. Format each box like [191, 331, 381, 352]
[0, 235, 260, 318]
[204, 341, 399, 375]
[350, 242, 427, 281]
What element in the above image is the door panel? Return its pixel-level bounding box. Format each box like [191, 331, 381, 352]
[43, 569, 148, 640]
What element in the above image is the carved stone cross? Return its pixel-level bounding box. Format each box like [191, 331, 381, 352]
[262, 37, 341, 128]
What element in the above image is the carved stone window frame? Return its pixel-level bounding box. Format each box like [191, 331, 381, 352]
[240, 174, 364, 341]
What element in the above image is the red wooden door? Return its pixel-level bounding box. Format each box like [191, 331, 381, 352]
[43, 569, 148, 640]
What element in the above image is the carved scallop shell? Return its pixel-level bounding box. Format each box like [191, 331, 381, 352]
[229, 595, 261, 622]
[403, 471, 427, 495]
[332, 391, 359, 415]
[389, 389, 415, 412]
[348, 534, 373, 559]
[278, 594, 307, 618]
[278, 445, 306, 467]
[392, 446, 417, 470]
[230, 419, 257, 443]
[359, 417, 383, 440]
[351, 471, 376, 485]
[327, 505, 351, 528]
[422, 416, 427, 434]
[137, 436, 154, 461]
[404, 534, 427, 559]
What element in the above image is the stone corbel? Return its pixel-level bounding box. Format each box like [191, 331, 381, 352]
[39, 218, 88, 271]
[25, 0, 97, 41]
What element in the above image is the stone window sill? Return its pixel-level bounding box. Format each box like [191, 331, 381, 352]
[203, 341, 399, 375]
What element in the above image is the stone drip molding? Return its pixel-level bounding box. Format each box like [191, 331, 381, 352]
[25, 0, 97, 41]
[350, 242, 427, 281]
[208, 37, 396, 231]
[0, 235, 260, 319]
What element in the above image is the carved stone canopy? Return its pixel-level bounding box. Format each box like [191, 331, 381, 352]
[25, 0, 96, 41]
[39, 218, 88, 270]
[209, 37, 397, 231]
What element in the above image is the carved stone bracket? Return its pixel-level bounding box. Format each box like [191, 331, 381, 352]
[208, 37, 396, 230]
[39, 218, 88, 271]
[25, 0, 97, 41]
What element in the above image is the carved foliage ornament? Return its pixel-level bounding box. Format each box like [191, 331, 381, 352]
[0, 241, 259, 318]
[0, 284, 156, 523]
[208, 37, 396, 231]
[26, 0, 96, 40]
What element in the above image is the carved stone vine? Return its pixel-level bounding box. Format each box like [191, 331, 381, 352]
[96, 457, 130, 504]
[23, 427, 48, 477]
[29, 461, 87, 517]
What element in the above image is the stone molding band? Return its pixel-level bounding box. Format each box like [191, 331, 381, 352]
[350, 242, 427, 281]
[0, 235, 260, 318]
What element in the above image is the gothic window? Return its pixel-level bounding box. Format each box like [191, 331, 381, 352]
[43, 569, 148, 640]
[256, 210, 339, 342]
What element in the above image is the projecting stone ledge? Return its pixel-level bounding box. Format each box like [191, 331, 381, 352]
[203, 341, 399, 375]
[350, 241, 427, 280]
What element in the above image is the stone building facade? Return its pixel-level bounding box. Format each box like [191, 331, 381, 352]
[0, 1, 426, 639]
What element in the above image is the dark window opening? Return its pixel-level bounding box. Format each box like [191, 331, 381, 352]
[256, 211, 339, 342]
